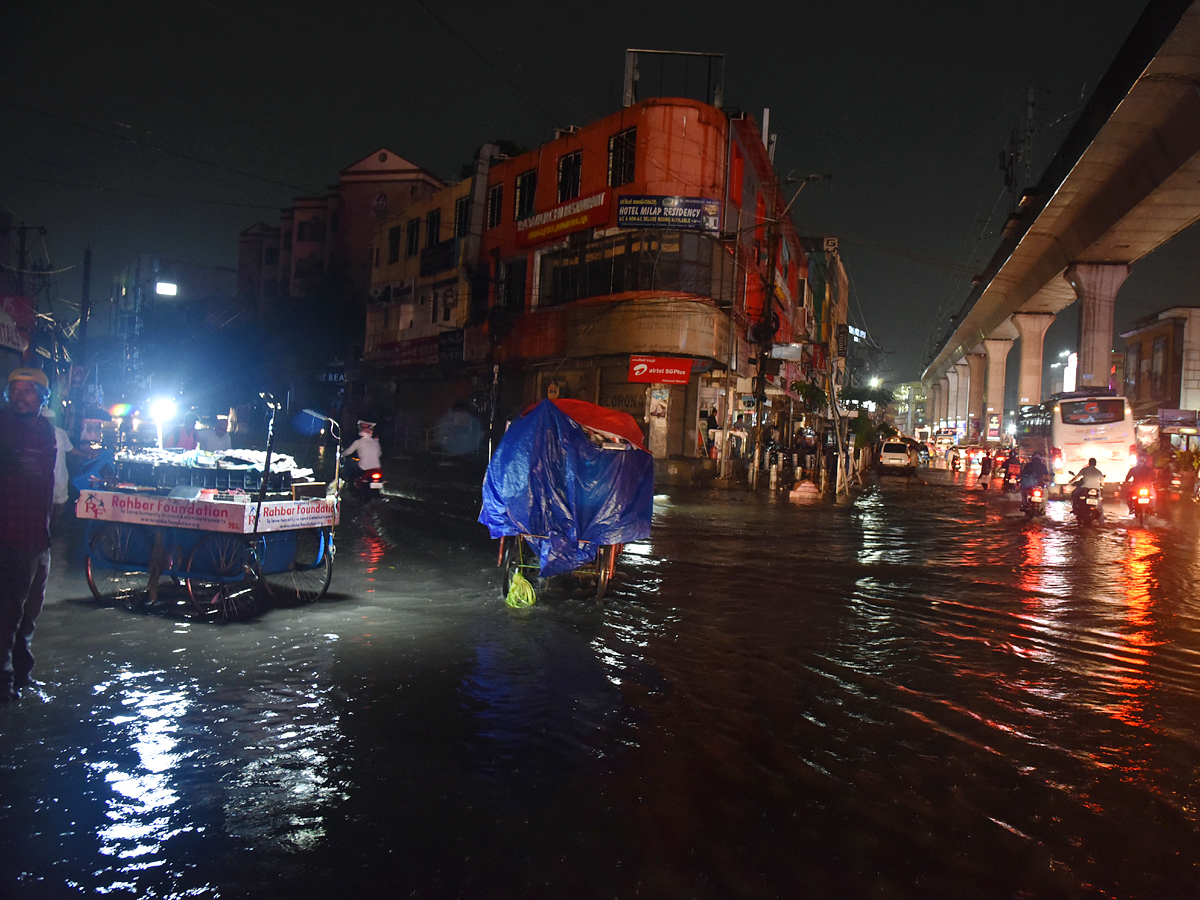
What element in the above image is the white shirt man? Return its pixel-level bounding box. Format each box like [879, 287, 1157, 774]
[342, 427, 382, 470]
[197, 418, 232, 453]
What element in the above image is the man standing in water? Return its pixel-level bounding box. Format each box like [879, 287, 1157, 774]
[0, 368, 56, 701]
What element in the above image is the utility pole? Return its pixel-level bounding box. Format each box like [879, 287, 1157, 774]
[71, 245, 93, 441]
[0, 224, 46, 296]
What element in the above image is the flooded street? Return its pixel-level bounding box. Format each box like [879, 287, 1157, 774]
[5, 470, 1200, 898]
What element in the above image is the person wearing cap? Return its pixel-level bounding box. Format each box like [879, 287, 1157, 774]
[341, 420, 382, 478]
[0, 367, 57, 701]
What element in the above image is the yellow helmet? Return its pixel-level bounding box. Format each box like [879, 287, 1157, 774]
[7, 367, 49, 389]
[5, 367, 50, 403]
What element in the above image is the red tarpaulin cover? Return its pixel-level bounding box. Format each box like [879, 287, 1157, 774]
[517, 398, 647, 451]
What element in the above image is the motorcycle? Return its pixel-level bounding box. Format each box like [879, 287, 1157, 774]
[1128, 484, 1155, 525]
[1021, 483, 1047, 519]
[1071, 487, 1103, 526]
[1003, 459, 1022, 491]
[354, 467, 385, 499]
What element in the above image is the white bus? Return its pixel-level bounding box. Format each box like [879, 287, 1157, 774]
[1016, 391, 1136, 489]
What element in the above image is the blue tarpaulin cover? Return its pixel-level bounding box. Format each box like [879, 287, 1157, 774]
[479, 399, 654, 576]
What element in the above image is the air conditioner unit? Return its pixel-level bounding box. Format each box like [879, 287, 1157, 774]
[823, 238, 838, 252]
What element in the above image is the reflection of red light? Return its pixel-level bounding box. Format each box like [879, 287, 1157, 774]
[1107, 528, 1162, 728]
[357, 520, 388, 573]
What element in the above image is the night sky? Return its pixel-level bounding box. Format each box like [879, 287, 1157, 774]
[4, 0, 1197, 381]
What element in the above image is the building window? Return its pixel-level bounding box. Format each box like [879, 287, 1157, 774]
[454, 196, 470, 237]
[487, 184, 503, 228]
[1125, 343, 1140, 397]
[263, 248, 279, 266]
[1152, 336, 1167, 395]
[608, 127, 636, 187]
[426, 209, 441, 247]
[729, 144, 744, 206]
[296, 218, 325, 243]
[388, 226, 401, 264]
[557, 150, 582, 203]
[514, 169, 537, 220]
[405, 218, 420, 257]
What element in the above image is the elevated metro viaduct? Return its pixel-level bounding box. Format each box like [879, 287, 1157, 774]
[921, 0, 1200, 442]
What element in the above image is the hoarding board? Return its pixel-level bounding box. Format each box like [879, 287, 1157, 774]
[616, 196, 720, 232]
[515, 191, 608, 247]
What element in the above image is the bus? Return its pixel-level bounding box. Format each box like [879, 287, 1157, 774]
[1016, 390, 1136, 490]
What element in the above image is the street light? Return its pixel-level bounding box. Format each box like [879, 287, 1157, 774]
[149, 396, 177, 449]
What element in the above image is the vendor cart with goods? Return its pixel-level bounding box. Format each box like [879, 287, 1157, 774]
[479, 398, 654, 606]
[76, 402, 339, 620]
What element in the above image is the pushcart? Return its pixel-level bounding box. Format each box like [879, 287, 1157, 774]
[480, 399, 654, 604]
[78, 487, 338, 620]
[78, 400, 339, 621]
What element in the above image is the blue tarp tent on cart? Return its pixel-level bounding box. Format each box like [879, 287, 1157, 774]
[479, 399, 654, 577]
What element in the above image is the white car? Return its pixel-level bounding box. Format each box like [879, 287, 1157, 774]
[878, 441, 914, 475]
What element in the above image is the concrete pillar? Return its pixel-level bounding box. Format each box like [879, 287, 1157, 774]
[1011, 312, 1055, 406]
[966, 352, 986, 442]
[1065, 263, 1129, 390]
[937, 376, 950, 427]
[945, 368, 959, 430]
[982, 338, 1013, 442]
[954, 361, 969, 435]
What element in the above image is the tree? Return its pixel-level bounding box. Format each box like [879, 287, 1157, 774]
[789, 379, 828, 415]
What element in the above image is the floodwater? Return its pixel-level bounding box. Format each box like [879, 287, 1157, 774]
[5, 469, 1200, 899]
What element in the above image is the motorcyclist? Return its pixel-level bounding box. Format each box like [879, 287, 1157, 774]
[946, 444, 960, 472]
[1019, 452, 1050, 506]
[1003, 448, 1022, 490]
[341, 420, 382, 490]
[1069, 457, 1105, 520]
[1123, 453, 1157, 513]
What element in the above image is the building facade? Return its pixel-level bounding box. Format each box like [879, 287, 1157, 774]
[1120, 306, 1200, 419]
[360, 97, 847, 462]
[238, 148, 444, 315]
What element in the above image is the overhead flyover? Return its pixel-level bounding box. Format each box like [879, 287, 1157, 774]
[921, 0, 1200, 439]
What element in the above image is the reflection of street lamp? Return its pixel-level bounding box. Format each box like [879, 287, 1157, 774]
[149, 396, 177, 449]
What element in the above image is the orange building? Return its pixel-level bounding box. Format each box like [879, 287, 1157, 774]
[364, 97, 832, 464]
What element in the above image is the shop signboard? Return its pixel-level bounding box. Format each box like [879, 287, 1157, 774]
[987, 413, 1001, 440]
[616, 195, 720, 233]
[0, 310, 22, 353]
[628, 355, 692, 384]
[76, 489, 339, 534]
[0, 295, 34, 352]
[515, 191, 608, 247]
[836, 324, 849, 358]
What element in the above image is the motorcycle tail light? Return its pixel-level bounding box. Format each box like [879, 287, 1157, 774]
[1051, 448, 1064, 473]
[1138, 487, 1150, 498]
[1032, 487, 1043, 501]
[371, 471, 383, 481]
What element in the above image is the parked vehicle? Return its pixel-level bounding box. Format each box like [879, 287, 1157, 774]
[878, 441, 914, 475]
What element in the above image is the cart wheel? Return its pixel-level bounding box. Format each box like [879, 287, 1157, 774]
[86, 523, 151, 607]
[595, 545, 614, 602]
[185, 534, 258, 621]
[261, 529, 333, 604]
